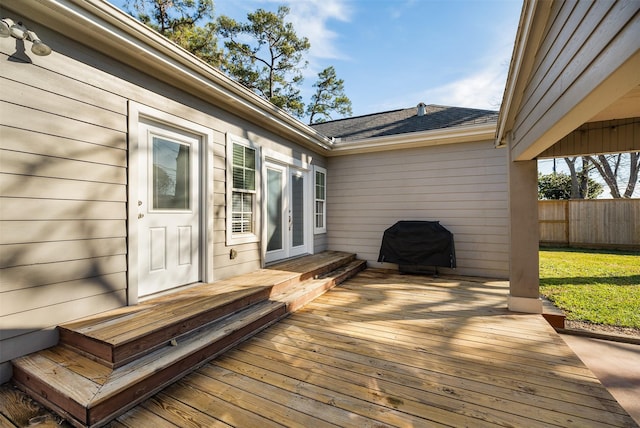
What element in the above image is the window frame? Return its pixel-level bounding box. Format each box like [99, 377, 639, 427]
[226, 134, 260, 245]
[314, 165, 327, 234]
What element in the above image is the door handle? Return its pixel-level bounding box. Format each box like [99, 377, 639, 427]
[138, 213, 145, 219]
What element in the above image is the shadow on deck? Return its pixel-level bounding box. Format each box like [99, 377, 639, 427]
[1, 255, 637, 427]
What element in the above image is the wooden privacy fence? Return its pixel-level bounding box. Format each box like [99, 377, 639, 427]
[538, 199, 640, 249]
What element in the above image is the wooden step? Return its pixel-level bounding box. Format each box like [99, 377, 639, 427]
[275, 259, 367, 312]
[541, 296, 566, 329]
[58, 285, 272, 368]
[265, 251, 357, 294]
[318, 259, 367, 284]
[56, 251, 357, 369]
[12, 300, 287, 428]
[11, 251, 362, 428]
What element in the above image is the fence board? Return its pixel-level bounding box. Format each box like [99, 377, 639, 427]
[539, 199, 640, 249]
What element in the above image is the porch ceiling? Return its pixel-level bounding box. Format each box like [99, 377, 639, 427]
[589, 85, 640, 123]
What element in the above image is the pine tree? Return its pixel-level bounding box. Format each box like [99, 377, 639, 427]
[125, 0, 222, 66]
[217, 6, 310, 117]
[307, 66, 353, 124]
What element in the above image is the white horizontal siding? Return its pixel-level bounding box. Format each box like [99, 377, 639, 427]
[0, 29, 129, 379]
[0, 220, 126, 244]
[313, 233, 329, 254]
[0, 198, 126, 220]
[0, 127, 126, 167]
[327, 141, 509, 278]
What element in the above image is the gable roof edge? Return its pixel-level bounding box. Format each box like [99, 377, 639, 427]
[496, 0, 553, 147]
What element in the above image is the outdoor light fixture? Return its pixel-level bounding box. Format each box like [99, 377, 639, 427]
[26, 30, 51, 56]
[1, 17, 52, 56]
[1, 18, 26, 39]
[0, 18, 12, 37]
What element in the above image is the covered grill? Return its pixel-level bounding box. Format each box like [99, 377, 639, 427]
[378, 221, 456, 275]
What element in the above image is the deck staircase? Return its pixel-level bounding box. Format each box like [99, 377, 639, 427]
[11, 251, 366, 428]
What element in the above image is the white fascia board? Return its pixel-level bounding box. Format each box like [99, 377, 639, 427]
[13, 0, 333, 153]
[495, 0, 538, 148]
[495, 0, 554, 149]
[327, 123, 498, 156]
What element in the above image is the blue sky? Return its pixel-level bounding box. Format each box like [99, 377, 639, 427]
[109, 0, 524, 118]
[216, 0, 524, 117]
[108, 0, 637, 197]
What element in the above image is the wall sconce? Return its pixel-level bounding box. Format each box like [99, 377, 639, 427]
[1, 18, 52, 56]
[26, 30, 51, 56]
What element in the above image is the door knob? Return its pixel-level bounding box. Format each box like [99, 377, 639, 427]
[138, 213, 145, 219]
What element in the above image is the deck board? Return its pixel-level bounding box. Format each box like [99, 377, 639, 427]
[256, 322, 626, 425]
[120, 269, 638, 427]
[3, 267, 637, 427]
[247, 332, 624, 420]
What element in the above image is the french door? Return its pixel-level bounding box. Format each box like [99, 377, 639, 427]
[137, 121, 201, 297]
[265, 161, 309, 263]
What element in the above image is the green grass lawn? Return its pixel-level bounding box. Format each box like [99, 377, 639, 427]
[539, 247, 640, 329]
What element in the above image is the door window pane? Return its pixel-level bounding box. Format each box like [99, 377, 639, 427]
[267, 168, 283, 251]
[291, 174, 304, 247]
[153, 137, 190, 210]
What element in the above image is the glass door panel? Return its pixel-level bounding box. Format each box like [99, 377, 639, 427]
[267, 167, 284, 252]
[291, 173, 305, 247]
[152, 137, 190, 210]
[264, 162, 309, 263]
[265, 162, 287, 263]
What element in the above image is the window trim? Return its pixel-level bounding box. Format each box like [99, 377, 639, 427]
[226, 133, 260, 245]
[314, 165, 327, 234]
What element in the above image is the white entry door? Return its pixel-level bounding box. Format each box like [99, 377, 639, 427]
[138, 122, 200, 297]
[265, 162, 309, 263]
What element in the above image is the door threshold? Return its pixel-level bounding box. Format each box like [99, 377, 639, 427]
[265, 253, 311, 267]
[138, 281, 205, 303]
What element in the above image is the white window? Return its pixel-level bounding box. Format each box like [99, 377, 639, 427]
[226, 134, 260, 245]
[314, 166, 327, 233]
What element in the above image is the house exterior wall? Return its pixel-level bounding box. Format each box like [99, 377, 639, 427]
[327, 140, 509, 278]
[509, 0, 640, 161]
[0, 11, 327, 383]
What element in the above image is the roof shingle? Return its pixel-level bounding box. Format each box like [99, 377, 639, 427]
[311, 104, 498, 142]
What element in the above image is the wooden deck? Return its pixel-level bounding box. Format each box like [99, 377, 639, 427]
[2, 268, 637, 427]
[8, 252, 365, 427]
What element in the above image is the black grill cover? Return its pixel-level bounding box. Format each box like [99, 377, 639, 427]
[378, 221, 456, 268]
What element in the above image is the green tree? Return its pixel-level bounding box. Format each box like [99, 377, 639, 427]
[563, 157, 594, 199]
[307, 66, 352, 124]
[538, 172, 603, 200]
[217, 6, 310, 117]
[125, 0, 222, 66]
